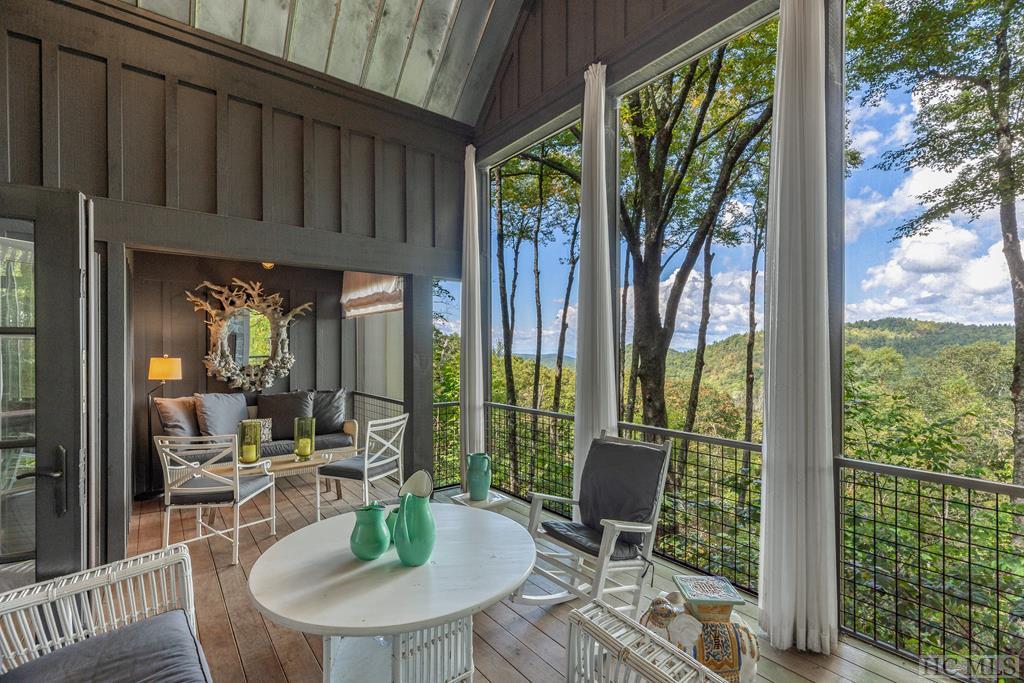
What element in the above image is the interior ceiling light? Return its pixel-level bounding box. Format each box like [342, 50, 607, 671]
[261, 262, 275, 270]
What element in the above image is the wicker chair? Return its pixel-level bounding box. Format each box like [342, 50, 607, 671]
[0, 545, 210, 681]
[568, 600, 727, 682]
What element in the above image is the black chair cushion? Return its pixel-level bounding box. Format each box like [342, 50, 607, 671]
[1, 609, 212, 682]
[153, 396, 200, 437]
[579, 438, 667, 546]
[193, 392, 247, 437]
[168, 474, 272, 505]
[257, 391, 313, 440]
[541, 520, 641, 561]
[260, 432, 353, 457]
[312, 389, 347, 434]
[318, 455, 395, 481]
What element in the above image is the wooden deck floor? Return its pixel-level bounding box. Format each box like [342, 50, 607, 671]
[129, 474, 939, 683]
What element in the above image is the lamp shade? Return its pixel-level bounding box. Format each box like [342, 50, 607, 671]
[148, 356, 182, 381]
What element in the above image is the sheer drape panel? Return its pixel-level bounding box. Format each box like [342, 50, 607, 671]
[573, 63, 619, 505]
[460, 145, 485, 469]
[759, 0, 838, 654]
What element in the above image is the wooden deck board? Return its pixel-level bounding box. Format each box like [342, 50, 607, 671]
[128, 478, 941, 683]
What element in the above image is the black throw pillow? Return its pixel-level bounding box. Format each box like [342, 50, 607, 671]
[257, 391, 314, 441]
[312, 389, 347, 435]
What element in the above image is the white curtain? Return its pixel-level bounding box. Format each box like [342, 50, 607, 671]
[573, 63, 619, 502]
[460, 145, 485, 462]
[759, 0, 838, 654]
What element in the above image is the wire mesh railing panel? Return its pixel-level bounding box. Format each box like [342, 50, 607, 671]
[351, 391, 404, 449]
[619, 423, 762, 595]
[432, 401, 461, 489]
[837, 458, 1024, 680]
[485, 403, 575, 517]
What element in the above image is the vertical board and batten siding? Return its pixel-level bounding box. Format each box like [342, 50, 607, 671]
[0, 0, 469, 265]
[475, 0, 772, 161]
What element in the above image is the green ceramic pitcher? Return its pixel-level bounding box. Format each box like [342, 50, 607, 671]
[350, 502, 389, 561]
[466, 452, 491, 501]
[393, 471, 435, 567]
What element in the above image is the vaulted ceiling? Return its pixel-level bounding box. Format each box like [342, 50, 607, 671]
[122, 0, 523, 124]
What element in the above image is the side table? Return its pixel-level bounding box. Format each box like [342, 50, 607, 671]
[450, 489, 512, 512]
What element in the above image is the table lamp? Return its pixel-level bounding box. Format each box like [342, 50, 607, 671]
[146, 355, 182, 496]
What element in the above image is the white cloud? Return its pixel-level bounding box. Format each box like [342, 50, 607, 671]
[847, 222, 1012, 324]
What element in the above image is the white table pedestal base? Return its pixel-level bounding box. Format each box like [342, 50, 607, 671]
[323, 615, 474, 683]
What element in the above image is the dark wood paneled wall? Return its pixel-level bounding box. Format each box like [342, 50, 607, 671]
[475, 0, 772, 162]
[130, 251, 357, 495]
[0, 0, 469, 252]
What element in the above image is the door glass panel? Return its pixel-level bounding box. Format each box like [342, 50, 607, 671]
[0, 219, 34, 587]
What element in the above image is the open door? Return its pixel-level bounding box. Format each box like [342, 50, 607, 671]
[0, 185, 89, 585]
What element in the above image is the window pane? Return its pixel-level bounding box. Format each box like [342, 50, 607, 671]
[0, 219, 34, 329]
[0, 336, 34, 443]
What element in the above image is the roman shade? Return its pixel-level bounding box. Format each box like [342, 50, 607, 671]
[340, 271, 403, 319]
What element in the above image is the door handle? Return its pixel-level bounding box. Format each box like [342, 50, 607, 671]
[15, 445, 67, 517]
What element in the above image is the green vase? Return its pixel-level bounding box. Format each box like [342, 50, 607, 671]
[350, 503, 389, 561]
[386, 507, 398, 544]
[393, 493, 435, 567]
[466, 452, 491, 501]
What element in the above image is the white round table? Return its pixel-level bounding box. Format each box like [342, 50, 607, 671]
[248, 503, 536, 683]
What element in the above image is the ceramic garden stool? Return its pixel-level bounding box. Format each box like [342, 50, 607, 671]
[640, 576, 759, 683]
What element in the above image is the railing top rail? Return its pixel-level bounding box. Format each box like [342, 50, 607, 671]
[485, 401, 573, 420]
[433, 401, 459, 408]
[351, 390, 404, 406]
[618, 421, 762, 452]
[835, 455, 1024, 498]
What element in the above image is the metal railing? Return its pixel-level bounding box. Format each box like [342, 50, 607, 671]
[836, 456, 1024, 680]
[619, 422, 762, 595]
[350, 391, 404, 449]
[485, 402, 575, 517]
[433, 400, 1024, 679]
[432, 401, 461, 489]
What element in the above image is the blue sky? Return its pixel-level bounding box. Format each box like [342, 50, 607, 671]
[434, 89, 1019, 356]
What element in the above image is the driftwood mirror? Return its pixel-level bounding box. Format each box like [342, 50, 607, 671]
[186, 279, 312, 391]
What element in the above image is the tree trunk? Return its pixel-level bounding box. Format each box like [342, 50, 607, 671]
[993, 21, 1024, 488]
[683, 234, 714, 435]
[618, 254, 631, 420]
[739, 225, 763, 511]
[552, 213, 580, 414]
[632, 255, 670, 427]
[495, 169, 518, 407]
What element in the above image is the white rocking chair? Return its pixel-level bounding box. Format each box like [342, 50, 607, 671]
[514, 432, 671, 618]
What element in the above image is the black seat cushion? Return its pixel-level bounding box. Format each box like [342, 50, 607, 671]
[168, 474, 272, 505]
[318, 455, 395, 481]
[1, 609, 211, 682]
[312, 389, 348, 434]
[541, 520, 641, 561]
[260, 432, 353, 457]
[257, 391, 313, 440]
[579, 438, 668, 546]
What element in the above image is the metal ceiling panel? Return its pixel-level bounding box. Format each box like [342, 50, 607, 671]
[243, 0, 292, 57]
[138, 0, 190, 23]
[394, 0, 459, 106]
[288, 0, 341, 70]
[326, 0, 382, 85]
[196, 0, 245, 42]
[362, 0, 420, 94]
[120, 0, 523, 124]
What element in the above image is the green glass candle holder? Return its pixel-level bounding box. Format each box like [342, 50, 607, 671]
[294, 416, 315, 460]
[239, 419, 262, 464]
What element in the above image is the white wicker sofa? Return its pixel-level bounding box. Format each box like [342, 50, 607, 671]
[0, 545, 210, 682]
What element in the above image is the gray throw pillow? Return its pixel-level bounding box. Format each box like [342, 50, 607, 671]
[312, 389, 347, 435]
[153, 396, 200, 437]
[579, 438, 667, 547]
[193, 392, 248, 437]
[257, 391, 313, 440]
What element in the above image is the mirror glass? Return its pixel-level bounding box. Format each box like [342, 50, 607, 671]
[227, 308, 272, 368]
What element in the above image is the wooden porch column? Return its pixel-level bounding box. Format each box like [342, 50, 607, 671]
[404, 274, 433, 481]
